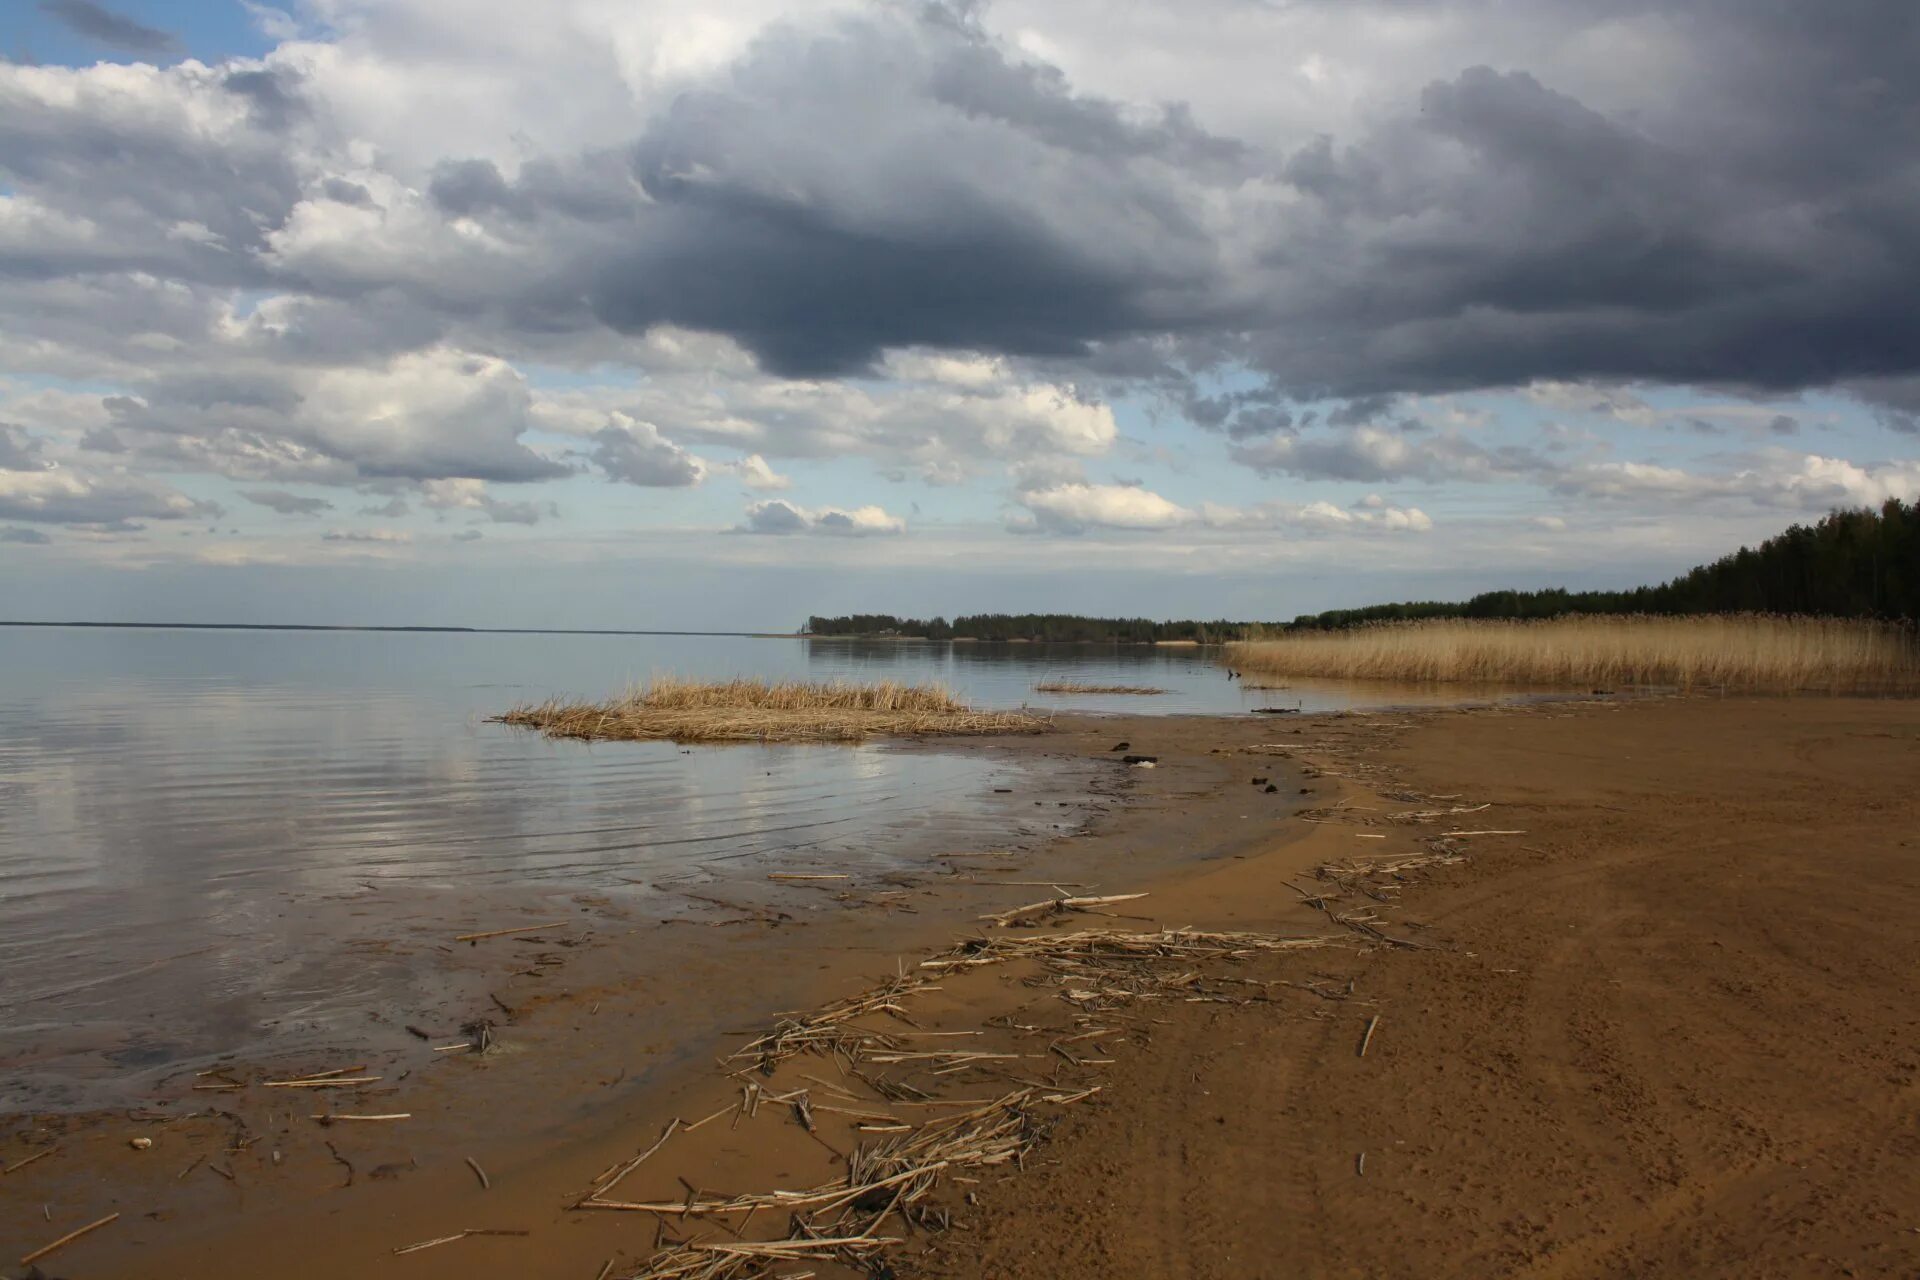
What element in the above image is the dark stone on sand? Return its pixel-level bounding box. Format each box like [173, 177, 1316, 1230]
[1110, 741, 1130, 751]
[1122, 754, 1158, 765]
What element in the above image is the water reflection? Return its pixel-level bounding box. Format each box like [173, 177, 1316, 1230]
[0, 625, 1532, 1109]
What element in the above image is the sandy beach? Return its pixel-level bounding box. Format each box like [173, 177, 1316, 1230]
[6, 694, 1918, 1278]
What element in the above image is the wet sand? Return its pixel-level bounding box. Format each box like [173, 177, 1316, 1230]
[8, 696, 1916, 1277]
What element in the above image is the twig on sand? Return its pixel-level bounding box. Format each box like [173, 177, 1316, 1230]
[456, 923, 567, 943]
[466, 1156, 490, 1190]
[264, 1076, 381, 1088]
[312, 1113, 410, 1124]
[582, 1120, 681, 1203]
[3, 1147, 55, 1175]
[20, 1212, 119, 1266]
[1441, 829, 1526, 837]
[393, 1228, 530, 1255]
[1358, 1015, 1381, 1058]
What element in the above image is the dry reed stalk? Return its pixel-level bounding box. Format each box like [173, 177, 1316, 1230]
[494, 677, 1046, 745]
[3, 1147, 55, 1175]
[456, 922, 567, 942]
[1225, 614, 1920, 693]
[20, 1213, 119, 1266]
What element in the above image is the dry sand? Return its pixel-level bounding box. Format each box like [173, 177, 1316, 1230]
[913, 696, 1920, 1279]
[5, 695, 1916, 1278]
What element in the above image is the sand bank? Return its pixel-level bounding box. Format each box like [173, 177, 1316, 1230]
[9, 696, 1916, 1278]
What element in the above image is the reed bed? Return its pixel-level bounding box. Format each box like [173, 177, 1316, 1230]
[495, 676, 1045, 744]
[1031, 681, 1168, 695]
[1226, 615, 1920, 693]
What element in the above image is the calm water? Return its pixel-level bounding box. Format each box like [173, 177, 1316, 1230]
[0, 626, 1496, 1108]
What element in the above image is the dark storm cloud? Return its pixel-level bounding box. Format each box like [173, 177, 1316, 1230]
[1236, 1, 1920, 401]
[39, 0, 177, 54]
[575, 10, 1237, 376]
[391, 1, 1920, 399]
[8, 0, 1920, 438]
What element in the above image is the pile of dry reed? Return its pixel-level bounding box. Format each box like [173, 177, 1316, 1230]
[1226, 614, 1920, 693]
[495, 676, 1045, 744]
[593, 926, 1344, 1278]
[1032, 681, 1168, 695]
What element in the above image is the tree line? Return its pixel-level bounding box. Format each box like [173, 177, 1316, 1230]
[806, 501, 1919, 639]
[802, 613, 1272, 643]
[1289, 499, 1920, 629]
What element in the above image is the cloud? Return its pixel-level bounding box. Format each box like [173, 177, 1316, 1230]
[1012, 482, 1432, 535]
[4, 2, 1919, 412]
[1848, 376, 1920, 434]
[3, 0, 1920, 573]
[240, 488, 332, 515]
[1556, 453, 1920, 510]
[724, 453, 791, 491]
[0, 466, 216, 525]
[322, 528, 412, 543]
[1013, 482, 1193, 534]
[0, 424, 47, 471]
[38, 0, 179, 54]
[1, 525, 52, 544]
[417, 477, 549, 524]
[99, 350, 566, 484]
[1230, 426, 1546, 484]
[589, 416, 706, 487]
[535, 341, 1118, 485]
[737, 500, 905, 537]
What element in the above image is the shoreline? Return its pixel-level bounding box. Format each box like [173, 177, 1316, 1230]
[1, 712, 1319, 1277]
[12, 694, 1916, 1278]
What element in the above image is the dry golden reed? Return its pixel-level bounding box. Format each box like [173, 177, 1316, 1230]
[496, 675, 1045, 744]
[1225, 615, 1920, 693]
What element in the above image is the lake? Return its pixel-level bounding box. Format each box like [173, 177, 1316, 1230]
[0, 625, 1496, 1109]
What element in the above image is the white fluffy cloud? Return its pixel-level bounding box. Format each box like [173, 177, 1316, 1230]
[1013, 482, 1193, 533]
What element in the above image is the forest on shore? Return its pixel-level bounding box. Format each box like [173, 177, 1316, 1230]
[802, 614, 1267, 643]
[1289, 499, 1918, 629]
[804, 500, 1920, 640]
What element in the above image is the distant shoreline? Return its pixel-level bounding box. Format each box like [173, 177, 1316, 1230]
[0, 620, 803, 638]
[0, 621, 1221, 644]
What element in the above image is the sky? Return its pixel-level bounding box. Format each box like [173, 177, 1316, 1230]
[1, 0, 1917, 630]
